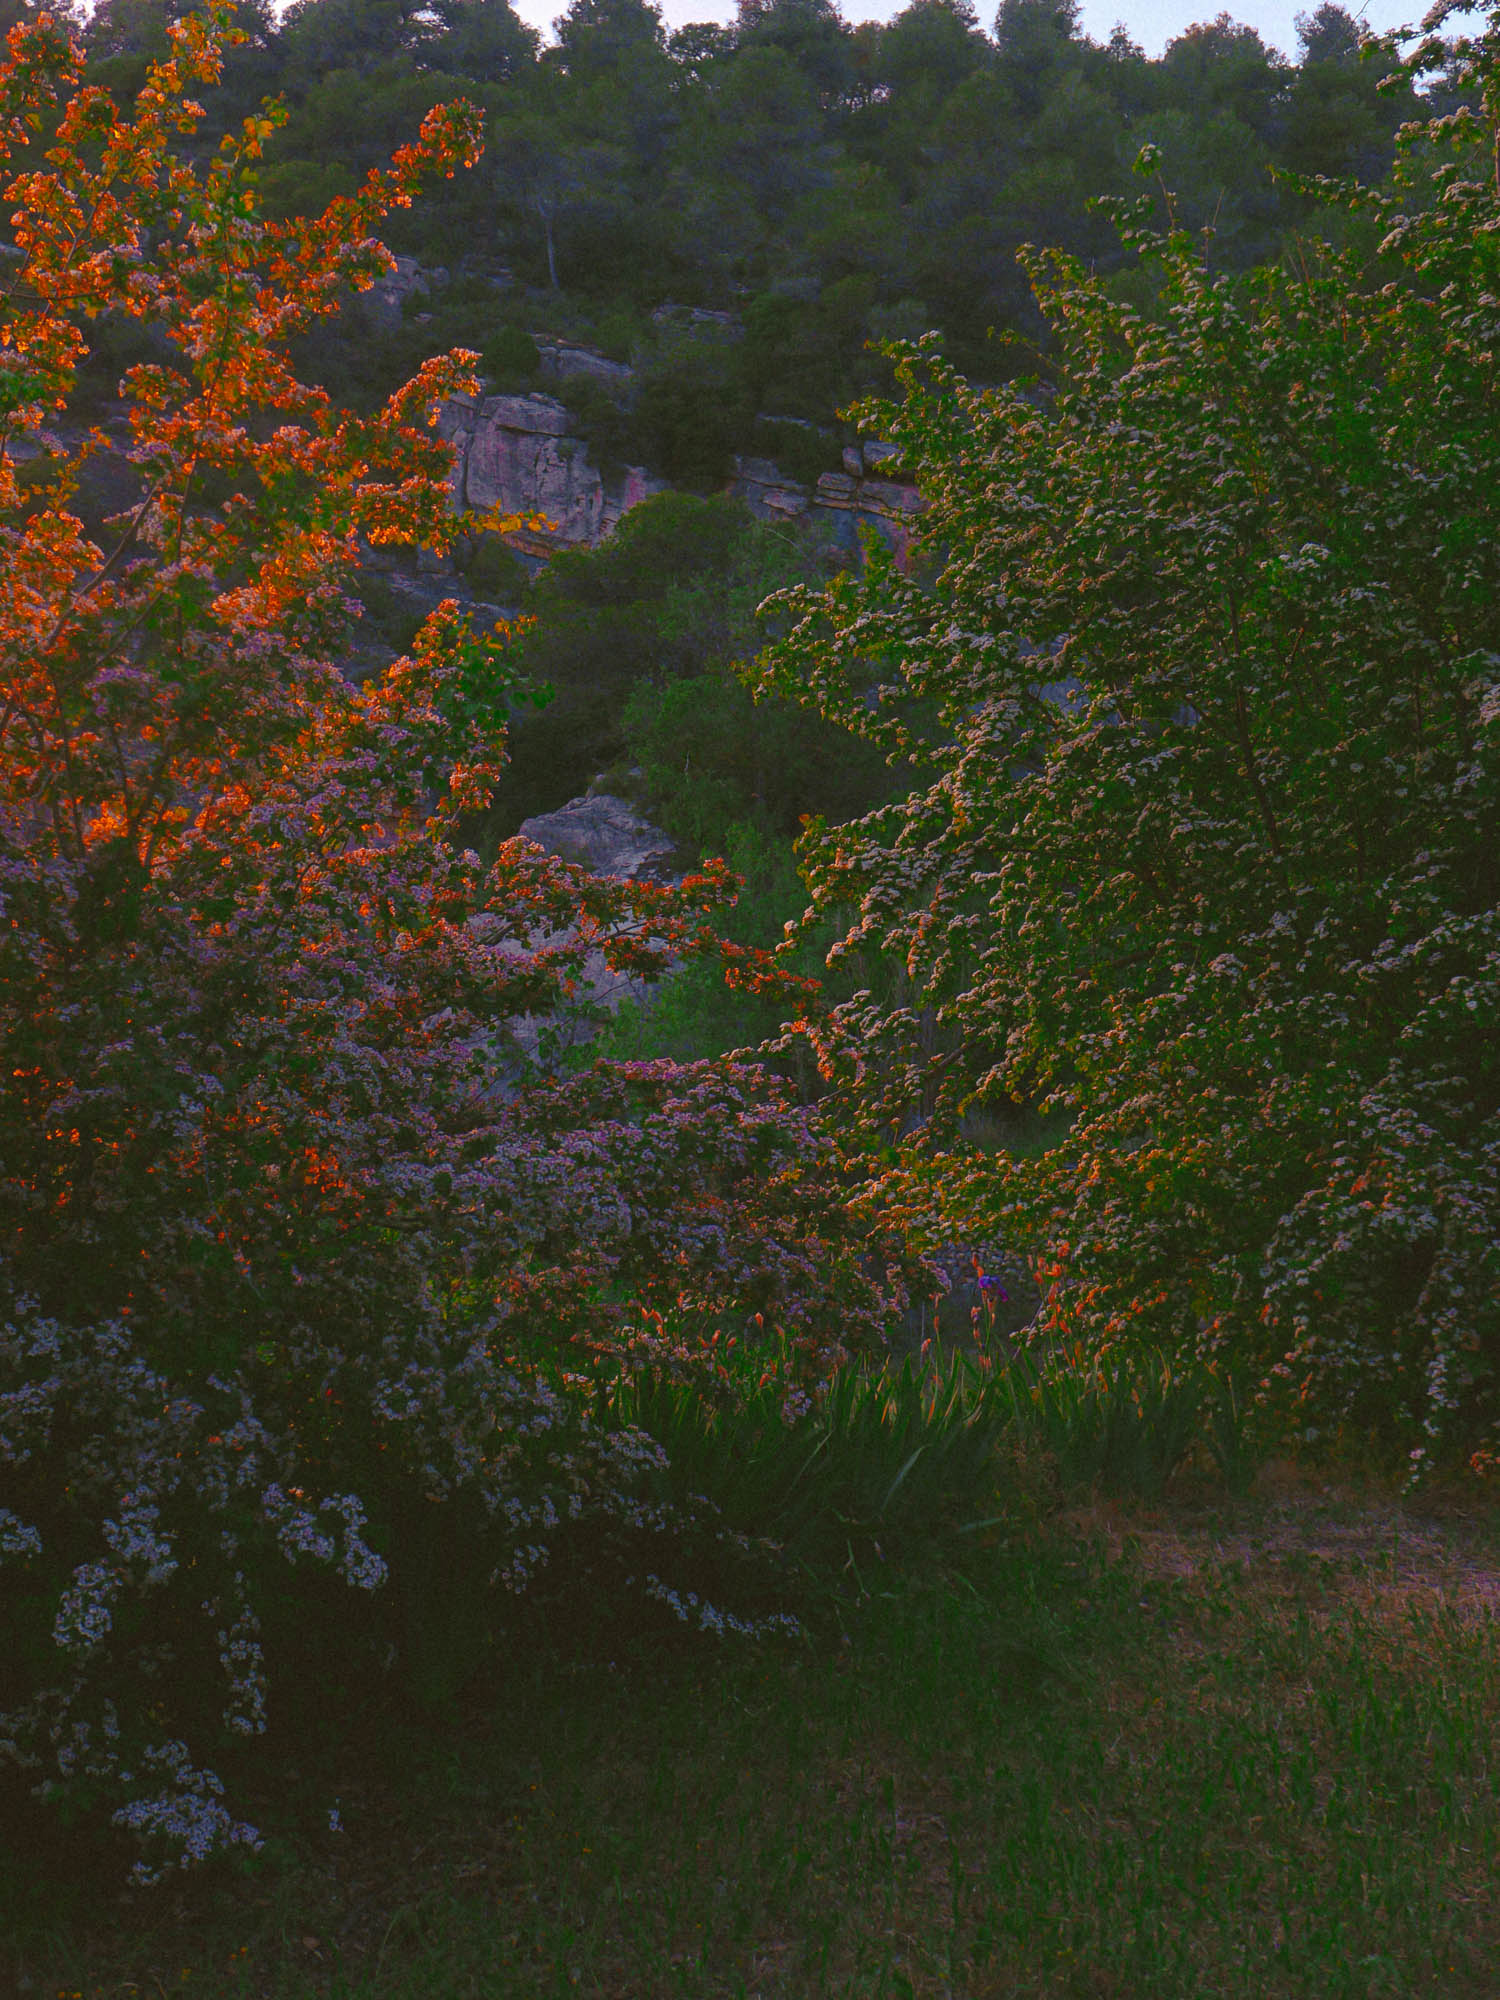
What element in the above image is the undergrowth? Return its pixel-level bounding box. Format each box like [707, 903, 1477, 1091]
[10, 1340, 1500, 1998]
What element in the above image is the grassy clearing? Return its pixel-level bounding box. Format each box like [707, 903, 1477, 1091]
[13, 1468, 1500, 2000]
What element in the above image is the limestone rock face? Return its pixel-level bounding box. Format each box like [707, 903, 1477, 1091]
[438, 393, 666, 553]
[486, 795, 682, 1064]
[517, 793, 680, 883]
[651, 303, 742, 337]
[536, 339, 634, 393]
[435, 389, 919, 565]
[730, 449, 922, 563]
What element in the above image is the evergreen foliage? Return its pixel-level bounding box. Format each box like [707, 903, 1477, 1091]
[63, 0, 1434, 435]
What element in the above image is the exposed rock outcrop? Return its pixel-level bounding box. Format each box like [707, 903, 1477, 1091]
[650, 303, 742, 337]
[434, 370, 920, 564]
[730, 452, 922, 564]
[486, 794, 682, 1063]
[437, 391, 666, 554]
[535, 339, 634, 393]
[517, 793, 680, 883]
[364, 255, 448, 330]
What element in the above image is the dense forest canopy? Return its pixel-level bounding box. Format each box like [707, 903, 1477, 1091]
[44, 0, 1457, 403]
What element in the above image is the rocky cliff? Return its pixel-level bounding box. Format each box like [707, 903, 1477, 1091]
[730, 447, 922, 566]
[436, 354, 921, 563]
[482, 794, 682, 1065]
[437, 391, 669, 556]
[516, 793, 680, 883]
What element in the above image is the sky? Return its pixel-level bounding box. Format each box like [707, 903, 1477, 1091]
[507, 0, 1479, 65]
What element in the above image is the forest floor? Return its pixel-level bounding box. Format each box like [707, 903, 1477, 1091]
[12, 1471, 1500, 2000]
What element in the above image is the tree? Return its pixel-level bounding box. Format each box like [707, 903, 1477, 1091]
[672, 39, 831, 232]
[0, 6, 902, 1880]
[552, 0, 665, 79]
[667, 18, 736, 82]
[1159, 12, 1288, 141]
[754, 12, 1500, 1471]
[877, 0, 990, 109]
[993, 0, 1085, 108]
[846, 0, 991, 200]
[734, 0, 855, 105]
[278, 0, 433, 77]
[491, 102, 615, 287]
[84, 0, 176, 57]
[1282, 3, 1405, 184]
[1294, 2, 1361, 66]
[0, 0, 83, 29]
[425, 0, 538, 82]
[993, 0, 1079, 57]
[1151, 17, 1289, 265]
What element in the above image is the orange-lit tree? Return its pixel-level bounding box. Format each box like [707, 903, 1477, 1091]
[0, 8, 902, 1879]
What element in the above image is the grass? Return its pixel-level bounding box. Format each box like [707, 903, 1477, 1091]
[12, 1486, 1500, 1997]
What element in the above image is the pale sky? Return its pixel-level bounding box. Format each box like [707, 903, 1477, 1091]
[509, 0, 1481, 65]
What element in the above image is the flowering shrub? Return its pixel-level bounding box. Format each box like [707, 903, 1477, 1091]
[0, 9, 906, 1881]
[755, 7, 1500, 1471]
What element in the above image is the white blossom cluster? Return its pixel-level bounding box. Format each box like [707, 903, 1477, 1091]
[640, 1573, 802, 1641]
[0, 1287, 814, 1878]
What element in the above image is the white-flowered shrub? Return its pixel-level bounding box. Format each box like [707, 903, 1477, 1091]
[754, 10, 1500, 1471]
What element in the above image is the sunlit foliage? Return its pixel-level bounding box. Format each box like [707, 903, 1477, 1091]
[0, 6, 905, 1879]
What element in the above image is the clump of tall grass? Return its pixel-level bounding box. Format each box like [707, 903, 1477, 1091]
[994, 1340, 1258, 1499]
[315, 1334, 1261, 1710]
[580, 1332, 1262, 1607]
[604, 1345, 1011, 1575]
